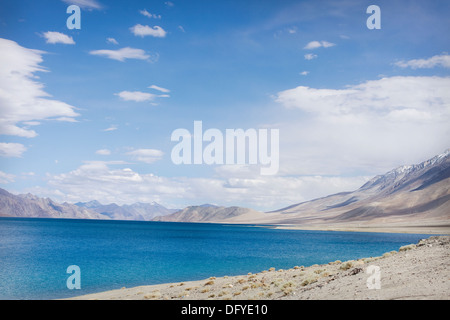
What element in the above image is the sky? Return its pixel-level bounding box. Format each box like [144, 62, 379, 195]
[0, 0, 449, 211]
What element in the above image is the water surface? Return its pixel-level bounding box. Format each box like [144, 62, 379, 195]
[0, 217, 431, 300]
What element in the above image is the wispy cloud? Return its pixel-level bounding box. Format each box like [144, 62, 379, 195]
[0, 38, 79, 138]
[95, 149, 111, 155]
[139, 9, 161, 19]
[42, 31, 75, 45]
[0, 171, 15, 184]
[287, 26, 297, 34]
[103, 125, 118, 132]
[395, 54, 450, 69]
[0, 142, 27, 158]
[106, 37, 118, 45]
[304, 40, 335, 50]
[149, 85, 170, 93]
[114, 91, 158, 102]
[89, 47, 150, 61]
[304, 53, 317, 60]
[130, 24, 167, 38]
[126, 149, 164, 164]
[61, 0, 102, 10]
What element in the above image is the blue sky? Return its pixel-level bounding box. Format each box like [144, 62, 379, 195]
[0, 0, 449, 211]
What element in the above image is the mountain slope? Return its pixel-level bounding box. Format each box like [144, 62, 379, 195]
[223, 149, 450, 230]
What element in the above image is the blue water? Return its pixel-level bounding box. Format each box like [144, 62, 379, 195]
[0, 217, 432, 300]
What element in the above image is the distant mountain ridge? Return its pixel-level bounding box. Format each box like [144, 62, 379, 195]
[0, 189, 107, 220]
[0, 189, 177, 221]
[75, 200, 177, 221]
[152, 205, 260, 223]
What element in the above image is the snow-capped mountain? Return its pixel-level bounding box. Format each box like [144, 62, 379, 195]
[360, 149, 450, 194]
[225, 149, 450, 230]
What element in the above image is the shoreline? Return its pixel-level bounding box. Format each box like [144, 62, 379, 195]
[3, 216, 448, 235]
[269, 224, 450, 235]
[67, 235, 450, 300]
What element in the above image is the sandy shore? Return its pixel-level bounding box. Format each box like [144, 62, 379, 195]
[272, 224, 450, 235]
[67, 236, 449, 300]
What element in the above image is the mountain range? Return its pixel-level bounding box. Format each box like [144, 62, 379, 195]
[0, 190, 107, 220]
[153, 149, 450, 232]
[75, 200, 178, 221]
[0, 191, 176, 221]
[1, 150, 449, 232]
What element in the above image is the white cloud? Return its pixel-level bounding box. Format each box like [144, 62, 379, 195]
[0, 171, 15, 184]
[22, 121, 40, 126]
[304, 53, 317, 60]
[321, 41, 335, 48]
[300, 71, 309, 76]
[304, 40, 335, 50]
[130, 24, 167, 38]
[0, 142, 27, 158]
[139, 9, 151, 18]
[53, 117, 78, 122]
[106, 37, 118, 45]
[276, 76, 450, 117]
[287, 27, 297, 34]
[0, 38, 79, 138]
[61, 0, 102, 10]
[96, 149, 111, 155]
[274, 76, 450, 176]
[89, 47, 150, 62]
[126, 149, 164, 164]
[140, 9, 161, 19]
[304, 41, 322, 50]
[395, 54, 450, 69]
[102, 125, 117, 132]
[43, 162, 186, 205]
[115, 91, 157, 102]
[39, 161, 368, 211]
[42, 31, 75, 45]
[149, 85, 170, 93]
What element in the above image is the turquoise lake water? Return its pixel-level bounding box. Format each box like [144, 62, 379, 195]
[0, 217, 431, 300]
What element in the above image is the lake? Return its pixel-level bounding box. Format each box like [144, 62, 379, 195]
[0, 217, 431, 300]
